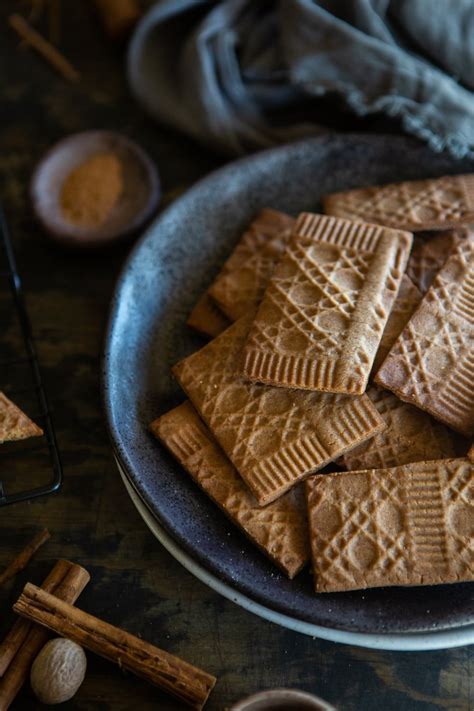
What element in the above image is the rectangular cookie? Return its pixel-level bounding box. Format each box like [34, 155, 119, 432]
[0, 391, 43, 443]
[306, 458, 474, 592]
[375, 233, 474, 437]
[208, 208, 295, 321]
[372, 274, 421, 373]
[173, 314, 385, 506]
[406, 230, 464, 294]
[241, 213, 412, 394]
[187, 293, 230, 338]
[342, 386, 455, 471]
[323, 174, 474, 231]
[150, 401, 309, 578]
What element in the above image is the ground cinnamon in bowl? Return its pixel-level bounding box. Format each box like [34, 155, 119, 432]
[31, 130, 160, 247]
[60, 153, 123, 227]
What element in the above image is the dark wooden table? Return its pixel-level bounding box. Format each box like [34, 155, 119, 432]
[0, 4, 472, 710]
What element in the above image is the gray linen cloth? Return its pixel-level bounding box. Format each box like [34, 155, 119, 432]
[128, 0, 474, 157]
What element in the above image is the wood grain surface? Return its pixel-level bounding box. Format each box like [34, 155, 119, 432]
[0, 3, 472, 710]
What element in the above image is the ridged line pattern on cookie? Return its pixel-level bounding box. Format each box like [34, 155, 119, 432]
[296, 212, 385, 250]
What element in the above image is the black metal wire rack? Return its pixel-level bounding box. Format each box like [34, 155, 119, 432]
[0, 206, 62, 506]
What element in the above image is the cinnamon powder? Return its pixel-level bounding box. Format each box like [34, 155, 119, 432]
[60, 153, 123, 227]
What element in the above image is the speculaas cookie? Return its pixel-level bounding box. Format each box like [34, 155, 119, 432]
[406, 230, 464, 294]
[187, 293, 230, 338]
[373, 274, 421, 373]
[375, 233, 474, 437]
[0, 392, 43, 443]
[342, 386, 455, 471]
[323, 174, 474, 231]
[151, 401, 309, 578]
[241, 213, 412, 394]
[306, 458, 474, 592]
[208, 209, 294, 321]
[173, 315, 385, 505]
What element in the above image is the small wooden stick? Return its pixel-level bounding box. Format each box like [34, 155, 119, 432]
[0, 561, 90, 709]
[14, 584, 216, 710]
[0, 529, 50, 589]
[8, 14, 80, 82]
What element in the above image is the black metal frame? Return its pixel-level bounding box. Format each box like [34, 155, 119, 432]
[0, 207, 62, 506]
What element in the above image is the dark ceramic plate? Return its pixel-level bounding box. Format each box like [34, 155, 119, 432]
[103, 135, 474, 635]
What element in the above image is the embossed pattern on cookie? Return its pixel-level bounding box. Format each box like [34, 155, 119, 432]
[306, 458, 474, 592]
[406, 230, 464, 294]
[151, 401, 310, 578]
[0, 391, 43, 443]
[373, 274, 421, 373]
[208, 209, 295, 321]
[187, 292, 230, 338]
[343, 386, 455, 471]
[241, 214, 412, 394]
[323, 174, 474, 231]
[173, 315, 385, 505]
[375, 234, 474, 436]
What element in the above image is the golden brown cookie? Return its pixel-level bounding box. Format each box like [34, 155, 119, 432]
[208, 208, 294, 321]
[306, 458, 474, 592]
[0, 392, 43, 443]
[375, 233, 474, 437]
[323, 174, 474, 231]
[173, 314, 385, 505]
[187, 293, 230, 338]
[406, 230, 465, 294]
[151, 401, 309, 578]
[241, 213, 412, 394]
[342, 386, 455, 471]
[373, 274, 422, 373]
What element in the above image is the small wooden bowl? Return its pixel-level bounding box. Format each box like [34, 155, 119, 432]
[230, 689, 336, 711]
[31, 130, 160, 248]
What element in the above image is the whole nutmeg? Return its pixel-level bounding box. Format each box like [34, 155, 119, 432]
[30, 638, 87, 705]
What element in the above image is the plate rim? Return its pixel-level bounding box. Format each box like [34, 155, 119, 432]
[117, 456, 474, 651]
[102, 133, 474, 637]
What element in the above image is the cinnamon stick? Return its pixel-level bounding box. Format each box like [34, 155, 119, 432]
[0, 557, 69, 676]
[0, 529, 50, 589]
[14, 584, 216, 710]
[8, 14, 80, 82]
[0, 561, 89, 709]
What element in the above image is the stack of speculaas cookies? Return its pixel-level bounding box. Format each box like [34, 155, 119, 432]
[151, 175, 474, 594]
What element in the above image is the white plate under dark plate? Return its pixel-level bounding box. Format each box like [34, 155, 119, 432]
[103, 134, 474, 638]
[117, 457, 474, 650]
